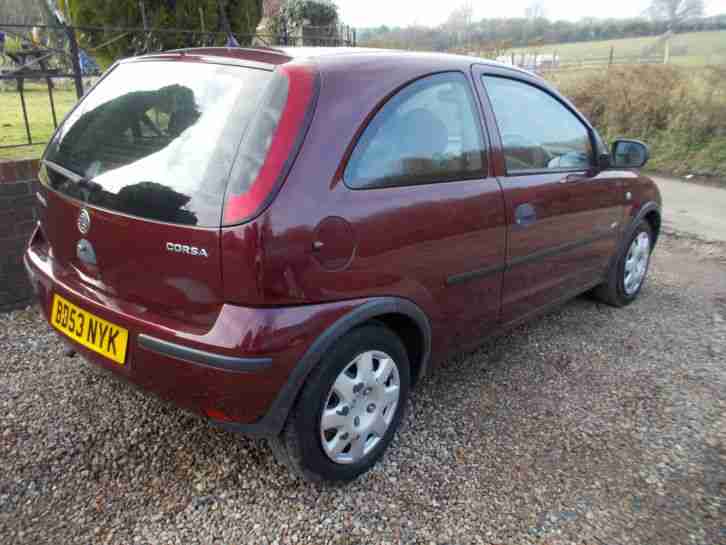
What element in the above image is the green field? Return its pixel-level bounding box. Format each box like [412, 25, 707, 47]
[0, 84, 77, 160]
[513, 30, 726, 66]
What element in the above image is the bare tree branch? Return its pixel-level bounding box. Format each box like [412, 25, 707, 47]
[646, 0, 705, 29]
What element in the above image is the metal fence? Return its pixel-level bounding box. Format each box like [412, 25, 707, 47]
[0, 21, 356, 154]
[495, 45, 671, 74]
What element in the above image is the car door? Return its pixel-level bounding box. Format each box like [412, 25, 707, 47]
[472, 66, 624, 324]
[341, 71, 506, 349]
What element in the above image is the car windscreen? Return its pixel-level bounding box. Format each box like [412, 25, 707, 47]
[43, 60, 273, 227]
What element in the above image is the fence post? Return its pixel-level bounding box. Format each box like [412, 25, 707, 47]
[65, 24, 84, 99]
[139, 0, 154, 52]
[46, 76, 58, 129]
[139, 0, 149, 31]
[663, 38, 670, 64]
[282, 17, 289, 46]
[18, 77, 32, 145]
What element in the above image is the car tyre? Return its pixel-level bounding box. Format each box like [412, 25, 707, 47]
[269, 323, 410, 482]
[593, 221, 654, 307]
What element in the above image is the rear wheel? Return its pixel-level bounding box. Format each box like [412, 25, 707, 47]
[593, 221, 653, 307]
[269, 324, 410, 482]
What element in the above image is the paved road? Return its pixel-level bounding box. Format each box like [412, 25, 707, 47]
[651, 175, 726, 243]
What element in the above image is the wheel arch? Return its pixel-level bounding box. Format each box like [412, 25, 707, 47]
[218, 297, 431, 437]
[371, 312, 427, 386]
[643, 208, 661, 247]
[625, 201, 661, 252]
[598, 200, 661, 299]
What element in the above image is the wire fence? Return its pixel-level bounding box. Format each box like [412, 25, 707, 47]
[0, 21, 356, 155]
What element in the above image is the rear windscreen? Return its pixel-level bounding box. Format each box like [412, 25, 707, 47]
[43, 60, 273, 226]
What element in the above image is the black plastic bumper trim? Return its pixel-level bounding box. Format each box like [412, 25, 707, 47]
[137, 334, 272, 373]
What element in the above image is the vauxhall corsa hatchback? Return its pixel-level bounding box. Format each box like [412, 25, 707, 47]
[25, 47, 662, 482]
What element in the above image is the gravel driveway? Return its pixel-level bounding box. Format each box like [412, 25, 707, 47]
[2, 234, 725, 545]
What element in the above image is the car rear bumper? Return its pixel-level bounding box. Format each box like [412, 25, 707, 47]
[24, 237, 362, 435]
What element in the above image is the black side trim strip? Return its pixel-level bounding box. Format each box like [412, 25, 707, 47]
[446, 263, 505, 286]
[137, 334, 272, 373]
[445, 229, 614, 286]
[508, 229, 613, 269]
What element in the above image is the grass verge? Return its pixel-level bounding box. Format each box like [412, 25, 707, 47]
[0, 85, 77, 161]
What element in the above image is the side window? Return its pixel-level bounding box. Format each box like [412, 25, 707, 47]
[344, 72, 487, 189]
[482, 76, 593, 173]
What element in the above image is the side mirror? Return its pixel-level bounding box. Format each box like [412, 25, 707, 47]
[611, 139, 649, 169]
[597, 152, 611, 170]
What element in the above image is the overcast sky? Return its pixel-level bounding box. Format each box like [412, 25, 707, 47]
[338, 0, 726, 28]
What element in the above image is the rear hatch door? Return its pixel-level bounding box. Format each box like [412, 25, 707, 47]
[39, 58, 274, 324]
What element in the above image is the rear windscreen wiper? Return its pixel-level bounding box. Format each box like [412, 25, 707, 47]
[42, 159, 102, 194]
[42, 159, 85, 183]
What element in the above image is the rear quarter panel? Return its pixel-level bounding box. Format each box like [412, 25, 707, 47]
[222, 53, 506, 360]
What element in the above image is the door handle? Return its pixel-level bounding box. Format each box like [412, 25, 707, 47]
[558, 173, 588, 184]
[514, 203, 537, 227]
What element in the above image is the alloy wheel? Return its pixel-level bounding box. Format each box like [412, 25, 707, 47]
[623, 232, 651, 295]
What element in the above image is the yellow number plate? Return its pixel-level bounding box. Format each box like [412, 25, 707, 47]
[51, 294, 129, 365]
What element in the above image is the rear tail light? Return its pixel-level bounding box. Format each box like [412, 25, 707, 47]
[222, 63, 318, 225]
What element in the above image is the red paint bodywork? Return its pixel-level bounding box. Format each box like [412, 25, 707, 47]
[24, 47, 662, 430]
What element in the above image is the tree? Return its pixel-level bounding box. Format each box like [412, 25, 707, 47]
[63, 0, 262, 61]
[645, 0, 704, 63]
[278, 0, 338, 27]
[357, 12, 726, 53]
[265, 0, 339, 44]
[444, 3, 473, 49]
[262, 0, 284, 18]
[524, 0, 546, 20]
[646, 0, 704, 29]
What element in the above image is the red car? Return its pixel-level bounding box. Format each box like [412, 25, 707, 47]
[25, 47, 661, 482]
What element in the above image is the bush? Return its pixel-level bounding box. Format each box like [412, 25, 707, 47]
[68, 0, 263, 62]
[279, 0, 338, 27]
[551, 65, 726, 177]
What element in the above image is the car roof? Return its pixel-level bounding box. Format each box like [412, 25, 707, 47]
[279, 46, 529, 70]
[145, 46, 535, 78]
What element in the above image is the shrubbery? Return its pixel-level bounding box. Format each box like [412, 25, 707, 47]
[552, 65, 726, 178]
[62, 0, 262, 63]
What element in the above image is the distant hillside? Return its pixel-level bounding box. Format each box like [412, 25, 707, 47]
[359, 15, 726, 55]
[512, 31, 726, 67]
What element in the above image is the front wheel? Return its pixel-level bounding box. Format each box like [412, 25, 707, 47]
[593, 221, 654, 307]
[269, 324, 410, 482]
